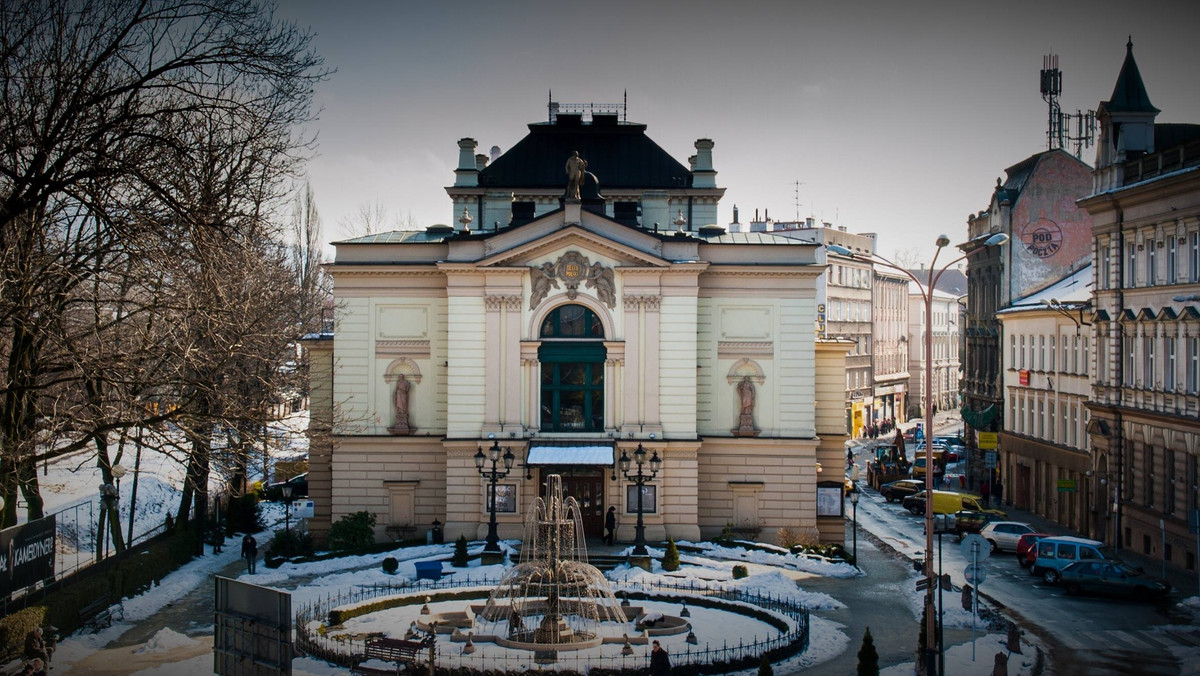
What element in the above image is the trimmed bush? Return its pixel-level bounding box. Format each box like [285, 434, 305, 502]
[732, 564, 749, 579]
[224, 494, 263, 535]
[758, 653, 774, 675]
[857, 626, 879, 675]
[661, 538, 680, 572]
[382, 557, 399, 575]
[328, 511, 376, 551]
[269, 529, 313, 558]
[0, 606, 45, 657]
[451, 535, 469, 568]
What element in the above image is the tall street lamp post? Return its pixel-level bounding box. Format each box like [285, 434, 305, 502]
[475, 439, 516, 557]
[830, 232, 1009, 675]
[619, 444, 661, 557]
[849, 488, 860, 565]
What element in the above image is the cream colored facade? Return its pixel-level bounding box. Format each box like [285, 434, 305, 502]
[306, 201, 849, 547]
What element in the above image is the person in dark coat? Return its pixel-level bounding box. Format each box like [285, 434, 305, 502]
[241, 534, 258, 574]
[650, 639, 670, 675]
[23, 628, 49, 668]
[604, 506, 617, 546]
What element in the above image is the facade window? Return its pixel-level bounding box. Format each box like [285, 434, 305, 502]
[1010, 335, 1017, 365]
[1145, 337, 1156, 389]
[1166, 336, 1177, 391]
[1049, 402, 1056, 442]
[1037, 399, 1045, 438]
[1082, 337, 1089, 377]
[1168, 236, 1177, 283]
[1188, 454, 1198, 514]
[1192, 231, 1200, 283]
[1039, 335, 1046, 371]
[1189, 337, 1200, 394]
[1020, 335, 1026, 369]
[1165, 450, 1176, 514]
[1070, 405, 1078, 448]
[1100, 240, 1111, 289]
[1127, 241, 1137, 288]
[539, 305, 605, 432]
[1147, 239, 1157, 286]
[1123, 331, 1135, 387]
[1049, 335, 1056, 371]
[1144, 444, 1155, 507]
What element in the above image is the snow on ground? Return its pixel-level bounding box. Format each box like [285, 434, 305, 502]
[683, 540, 862, 578]
[880, 632, 1039, 676]
[134, 628, 199, 654]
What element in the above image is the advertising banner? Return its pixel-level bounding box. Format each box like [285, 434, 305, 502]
[0, 516, 56, 595]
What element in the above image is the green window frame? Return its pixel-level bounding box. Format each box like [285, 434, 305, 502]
[539, 305, 605, 432]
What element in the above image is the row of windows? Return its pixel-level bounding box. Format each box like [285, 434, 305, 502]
[1009, 333, 1091, 375]
[1124, 443, 1199, 515]
[828, 299, 872, 323]
[1008, 392, 1089, 448]
[1114, 331, 1200, 393]
[1098, 229, 1200, 289]
[829, 264, 872, 289]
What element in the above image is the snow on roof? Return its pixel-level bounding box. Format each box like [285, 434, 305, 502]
[998, 264, 1092, 314]
[907, 280, 960, 301]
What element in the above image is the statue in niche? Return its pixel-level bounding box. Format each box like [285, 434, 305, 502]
[733, 376, 759, 437]
[389, 374, 414, 435]
[565, 151, 587, 200]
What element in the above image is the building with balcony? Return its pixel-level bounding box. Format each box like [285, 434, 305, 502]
[872, 270, 910, 426]
[907, 282, 962, 419]
[1080, 40, 1200, 567]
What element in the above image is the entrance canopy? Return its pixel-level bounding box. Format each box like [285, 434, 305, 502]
[526, 441, 615, 466]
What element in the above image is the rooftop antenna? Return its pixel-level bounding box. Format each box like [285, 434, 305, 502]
[623, 89, 627, 121]
[793, 180, 805, 222]
[1040, 54, 1095, 158]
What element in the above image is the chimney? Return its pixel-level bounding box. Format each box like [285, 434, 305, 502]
[692, 139, 717, 188]
[454, 138, 479, 187]
[475, 153, 488, 170]
[732, 205, 739, 224]
[490, 145, 502, 162]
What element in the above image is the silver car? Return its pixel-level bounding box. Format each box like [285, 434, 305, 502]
[979, 521, 1036, 553]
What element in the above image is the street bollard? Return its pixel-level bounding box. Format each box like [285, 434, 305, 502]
[961, 583, 972, 611]
[992, 652, 1008, 676]
[1006, 622, 1021, 653]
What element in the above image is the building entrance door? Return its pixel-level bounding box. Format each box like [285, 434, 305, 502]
[556, 470, 606, 539]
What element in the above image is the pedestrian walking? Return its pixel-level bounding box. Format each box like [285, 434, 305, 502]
[604, 506, 616, 546]
[650, 639, 671, 675]
[992, 477, 1003, 506]
[980, 480, 991, 503]
[241, 533, 258, 574]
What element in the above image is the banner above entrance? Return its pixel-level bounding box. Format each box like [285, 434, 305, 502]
[526, 442, 615, 466]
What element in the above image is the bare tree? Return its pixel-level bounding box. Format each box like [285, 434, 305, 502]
[0, 0, 327, 529]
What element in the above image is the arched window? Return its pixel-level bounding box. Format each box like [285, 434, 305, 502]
[539, 305, 605, 432]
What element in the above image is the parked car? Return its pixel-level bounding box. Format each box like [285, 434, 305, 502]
[942, 445, 963, 462]
[910, 454, 945, 479]
[1060, 561, 1170, 599]
[1030, 535, 1118, 584]
[979, 521, 1037, 553]
[263, 472, 308, 501]
[934, 434, 964, 447]
[902, 490, 1005, 517]
[880, 478, 925, 503]
[1016, 532, 1051, 567]
[952, 510, 1000, 537]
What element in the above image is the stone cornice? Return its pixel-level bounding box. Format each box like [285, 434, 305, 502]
[623, 295, 661, 310]
[703, 267, 824, 278]
[484, 294, 523, 311]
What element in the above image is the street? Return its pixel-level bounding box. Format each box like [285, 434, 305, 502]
[848, 427, 1200, 675]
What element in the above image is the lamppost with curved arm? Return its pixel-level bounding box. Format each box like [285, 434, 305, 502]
[830, 231, 1009, 675]
[619, 443, 661, 556]
[475, 439, 516, 556]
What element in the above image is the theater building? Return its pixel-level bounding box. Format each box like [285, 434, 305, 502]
[305, 106, 851, 547]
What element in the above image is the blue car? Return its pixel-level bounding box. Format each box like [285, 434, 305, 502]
[1059, 560, 1170, 600]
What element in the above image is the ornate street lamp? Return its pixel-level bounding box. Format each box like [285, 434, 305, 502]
[830, 231, 1009, 676]
[475, 439, 516, 555]
[281, 483, 294, 533]
[619, 443, 661, 556]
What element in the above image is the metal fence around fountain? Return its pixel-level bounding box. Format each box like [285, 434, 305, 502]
[294, 576, 810, 673]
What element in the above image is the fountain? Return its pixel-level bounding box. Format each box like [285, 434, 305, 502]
[474, 474, 630, 649]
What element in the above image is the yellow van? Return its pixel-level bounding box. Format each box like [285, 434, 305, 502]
[902, 490, 1005, 517]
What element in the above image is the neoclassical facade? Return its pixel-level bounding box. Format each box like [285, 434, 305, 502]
[305, 110, 850, 547]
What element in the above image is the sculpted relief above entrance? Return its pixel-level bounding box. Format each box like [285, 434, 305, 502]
[529, 251, 616, 309]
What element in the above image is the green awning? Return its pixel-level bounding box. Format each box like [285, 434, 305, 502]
[961, 404, 999, 429]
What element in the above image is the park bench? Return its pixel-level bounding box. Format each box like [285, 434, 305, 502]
[79, 595, 124, 633]
[351, 637, 428, 675]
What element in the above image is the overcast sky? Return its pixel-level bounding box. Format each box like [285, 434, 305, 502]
[278, 0, 1200, 263]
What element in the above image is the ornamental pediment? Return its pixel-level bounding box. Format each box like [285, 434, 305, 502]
[474, 211, 669, 269]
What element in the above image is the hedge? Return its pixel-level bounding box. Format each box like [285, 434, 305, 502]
[0, 606, 45, 660]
